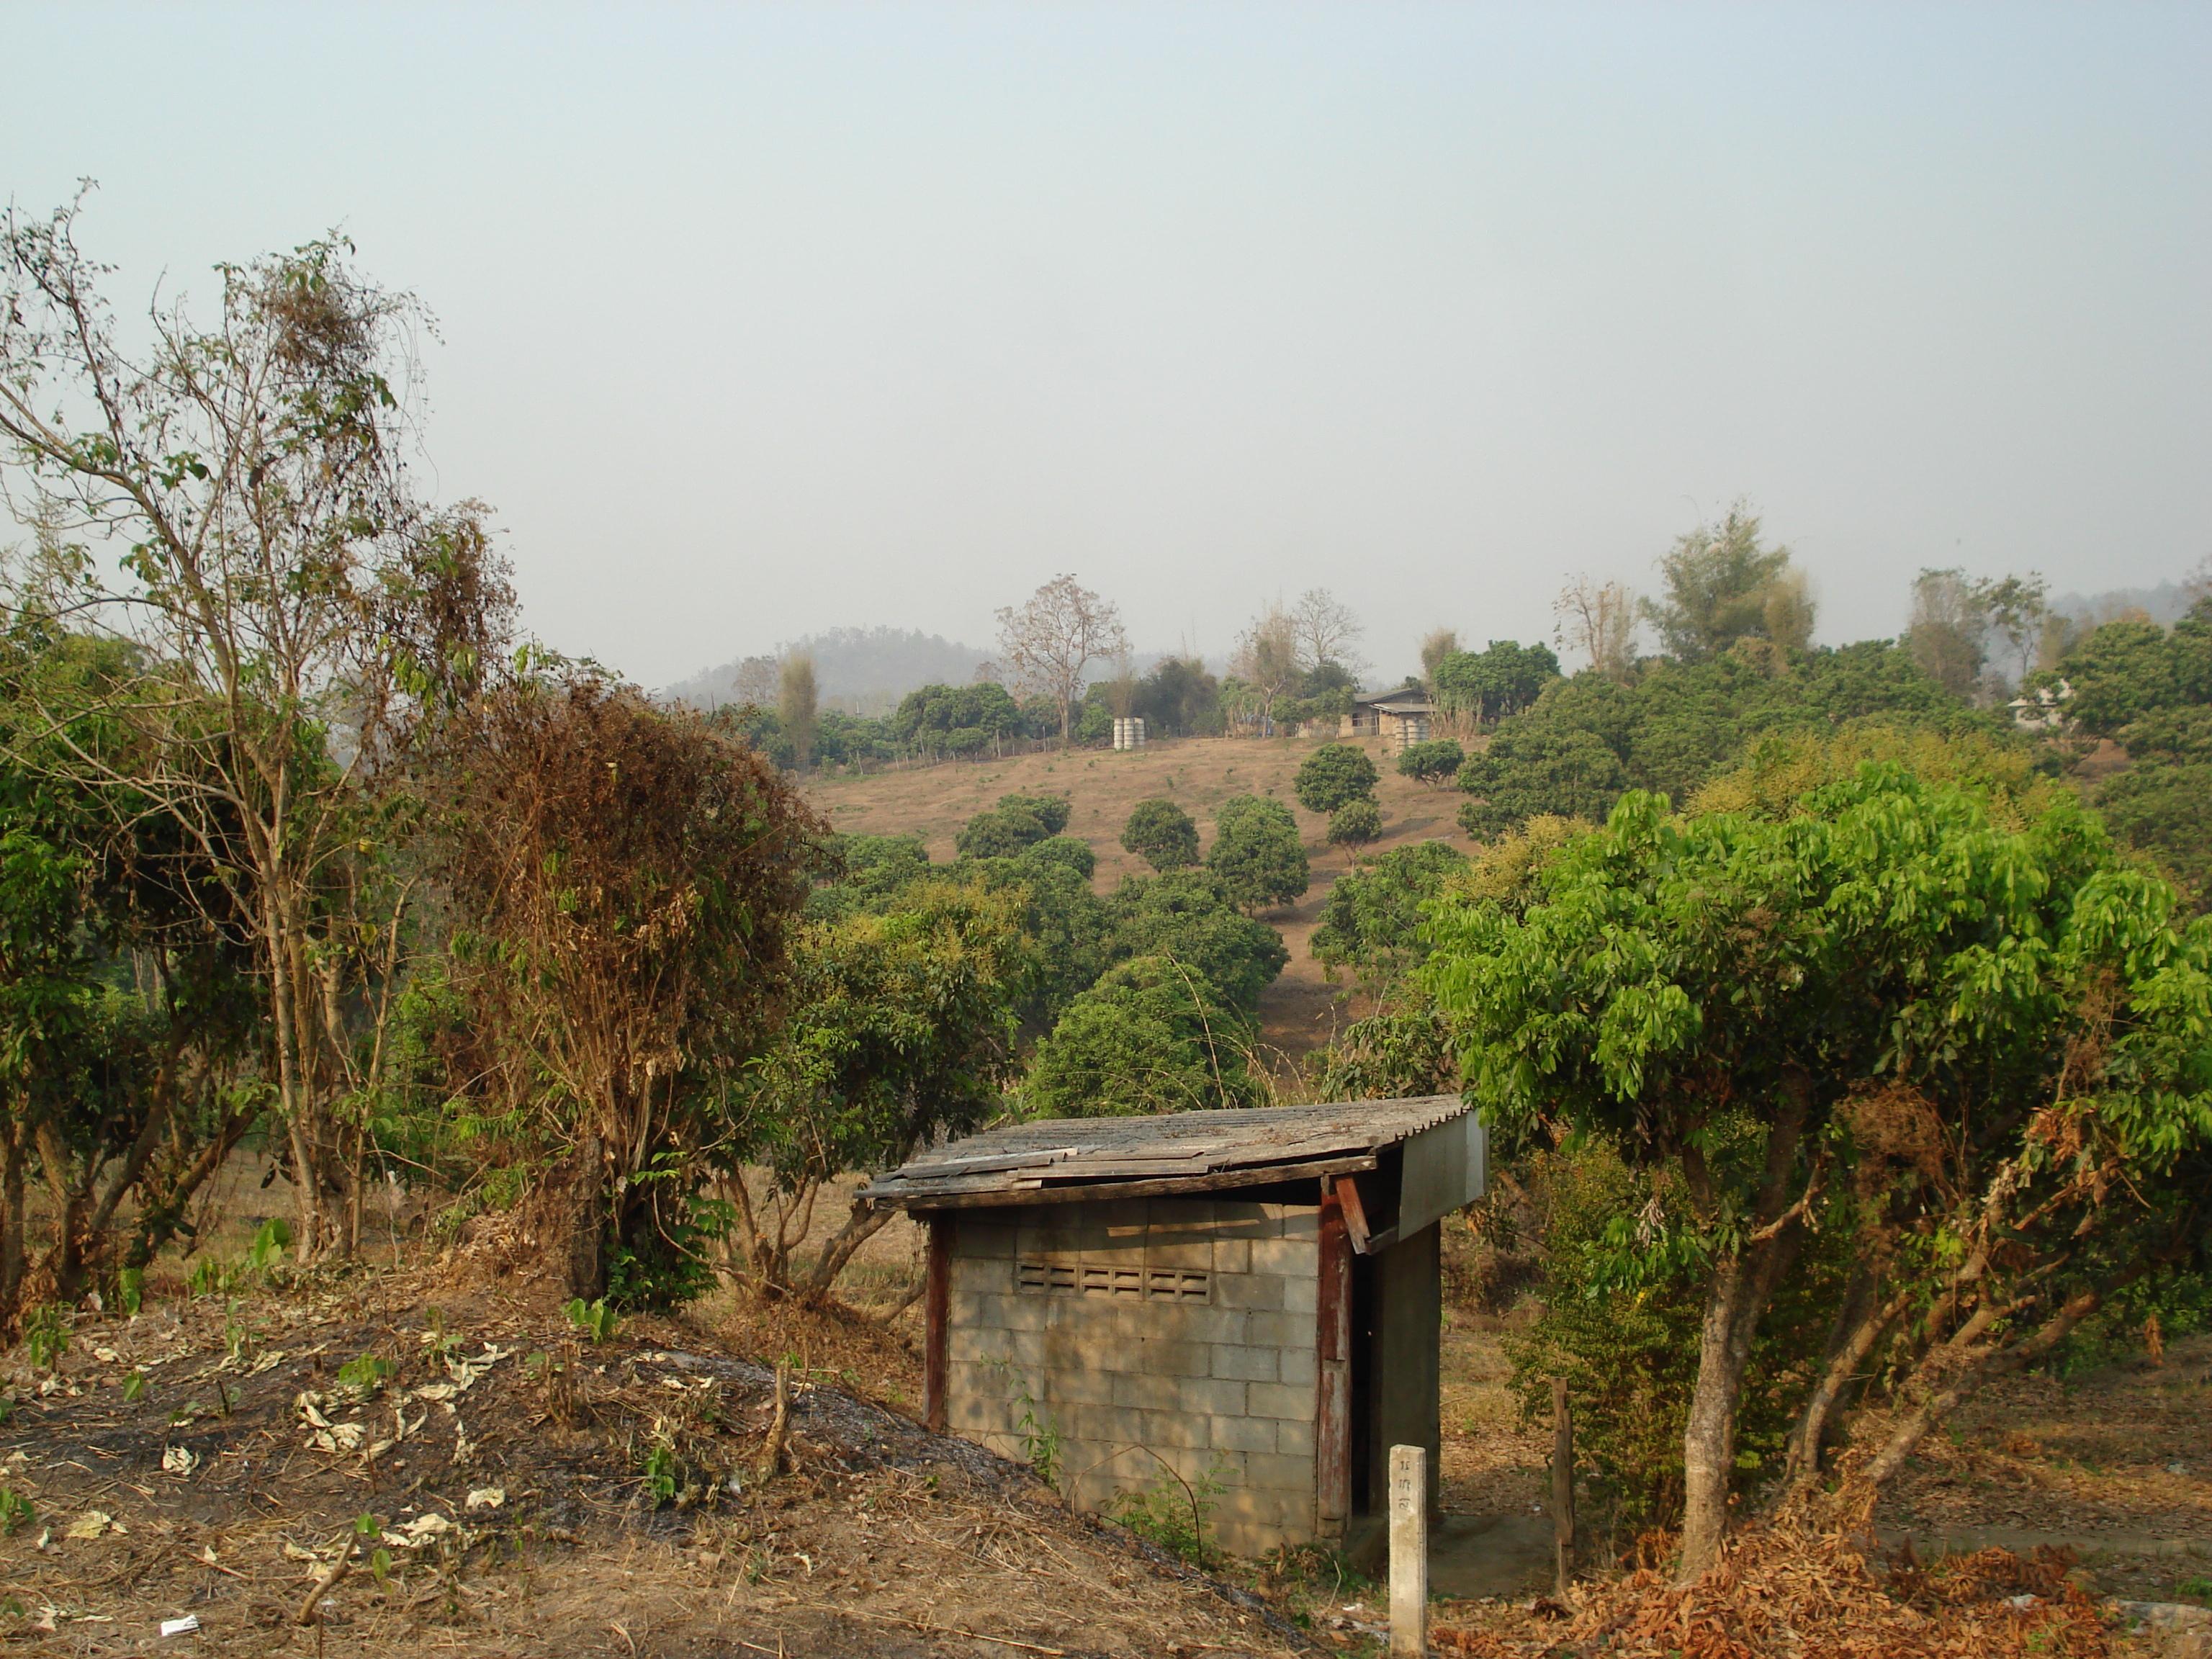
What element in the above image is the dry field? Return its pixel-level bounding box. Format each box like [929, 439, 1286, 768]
[802, 731, 1467, 1067]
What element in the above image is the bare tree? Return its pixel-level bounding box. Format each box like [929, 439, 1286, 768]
[732, 654, 778, 707]
[1291, 588, 1369, 680]
[1980, 574, 2049, 696]
[1552, 575, 1640, 681]
[1762, 568, 1819, 654]
[0, 193, 467, 1259]
[778, 651, 817, 771]
[1419, 628, 1460, 685]
[1230, 604, 1302, 735]
[994, 574, 1129, 744]
[970, 659, 1001, 685]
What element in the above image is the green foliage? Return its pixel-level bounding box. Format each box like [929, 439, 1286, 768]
[121, 1369, 148, 1403]
[1104, 873, 1289, 1012]
[641, 1429, 679, 1505]
[2045, 598, 2212, 907]
[21, 1303, 66, 1370]
[1025, 956, 1263, 1118]
[732, 876, 1026, 1194]
[1310, 991, 1460, 1102]
[1642, 502, 1797, 663]
[1397, 738, 1465, 786]
[806, 834, 931, 922]
[336, 1352, 398, 1398]
[606, 1177, 733, 1309]
[1502, 1136, 1848, 1527]
[1104, 1453, 1229, 1570]
[563, 1297, 622, 1343]
[0, 1488, 31, 1537]
[1022, 835, 1095, 882]
[1426, 755, 2212, 1536]
[1205, 794, 1310, 912]
[1324, 799, 1382, 850]
[245, 1217, 293, 1276]
[1120, 799, 1200, 871]
[1130, 657, 1223, 738]
[1310, 840, 1467, 987]
[893, 681, 1022, 758]
[1452, 639, 2000, 842]
[956, 793, 1071, 858]
[1292, 743, 1380, 815]
[1456, 725, 1627, 840]
[1431, 641, 1561, 725]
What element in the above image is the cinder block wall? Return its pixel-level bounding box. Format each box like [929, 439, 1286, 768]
[945, 1197, 1320, 1558]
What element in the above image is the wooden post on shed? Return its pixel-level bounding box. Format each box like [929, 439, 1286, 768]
[1315, 1179, 1353, 1538]
[1388, 1444, 1428, 1657]
[922, 1214, 951, 1431]
[1550, 1377, 1575, 1594]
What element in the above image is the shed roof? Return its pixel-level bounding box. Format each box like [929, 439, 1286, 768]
[861, 1094, 1471, 1210]
[1352, 691, 1435, 714]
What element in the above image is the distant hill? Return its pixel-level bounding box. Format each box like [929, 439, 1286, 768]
[665, 626, 995, 716]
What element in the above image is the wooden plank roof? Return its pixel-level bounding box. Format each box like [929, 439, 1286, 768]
[861, 1094, 1471, 1209]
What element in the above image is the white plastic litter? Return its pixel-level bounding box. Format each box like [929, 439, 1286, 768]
[158, 1615, 200, 1637]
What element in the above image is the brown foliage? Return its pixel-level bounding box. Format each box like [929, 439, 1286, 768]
[437, 673, 824, 1297]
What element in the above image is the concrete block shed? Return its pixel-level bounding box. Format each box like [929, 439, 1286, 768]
[861, 1095, 1486, 1560]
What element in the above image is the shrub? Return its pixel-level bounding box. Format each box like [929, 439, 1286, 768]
[1022, 836, 1096, 882]
[1293, 742, 1380, 815]
[1120, 799, 1200, 871]
[1024, 957, 1262, 1117]
[1397, 738, 1465, 786]
[955, 793, 1073, 860]
[1105, 872, 1289, 1012]
[1205, 795, 1309, 912]
[1310, 840, 1467, 985]
[1326, 799, 1382, 849]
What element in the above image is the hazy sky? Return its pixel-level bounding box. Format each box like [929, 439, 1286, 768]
[4, 3, 2207, 688]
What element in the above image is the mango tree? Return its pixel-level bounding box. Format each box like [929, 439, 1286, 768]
[1424, 767, 2212, 1581]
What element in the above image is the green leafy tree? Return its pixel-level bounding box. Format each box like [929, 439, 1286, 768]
[1396, 738, 1465, 787]
[955, 793, 1071, 859]
[1131, 657, 1221, 738]
[1120, 799, 1200, 870]
[0, 197, 500, 1258]
[1424, 766, 2212, 1581]
[727, 877, 1026, 1302]
[1293, 743, 1380, 815]
[1325, 799, 1381, 850]
[1431, 641, 1561, 726]
[1205, 794, 1309, 912]
[1641, 502, 1796, 663]
[1310, 840, 1467, 989]
[1456, 727, 1627, 840]
[1024, 956, 1262, 1118]
[1104, 872, 1289, 1012]
[891, 681, 1022, 757]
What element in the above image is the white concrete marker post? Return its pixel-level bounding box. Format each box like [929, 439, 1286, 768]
[1389, 1443, 1428, 1658]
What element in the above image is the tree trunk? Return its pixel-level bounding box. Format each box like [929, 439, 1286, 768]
[1779, 1264, 1903, 1503]
[1677, 1254, 1755, 1580]
[796, 1197, 896, 1306]
[0, 1119, 25, 1326]
[1675, 1072, 1814, 1584]
[1857, 1267, 2151, 1491]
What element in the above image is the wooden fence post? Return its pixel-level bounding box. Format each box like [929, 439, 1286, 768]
[1551, 1377, 1575, 1595]
[1389, 1443, 1427, 1657]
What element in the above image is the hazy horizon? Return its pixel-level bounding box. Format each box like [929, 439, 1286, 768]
[4, 3, 2206, 691]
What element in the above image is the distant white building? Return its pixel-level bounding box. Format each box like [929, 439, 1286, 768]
[2007, 680, 2072, 732]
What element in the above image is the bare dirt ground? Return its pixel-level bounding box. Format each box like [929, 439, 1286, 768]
[0, 1256, 1308, 1658]
[802, 732, 1467, 1071]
